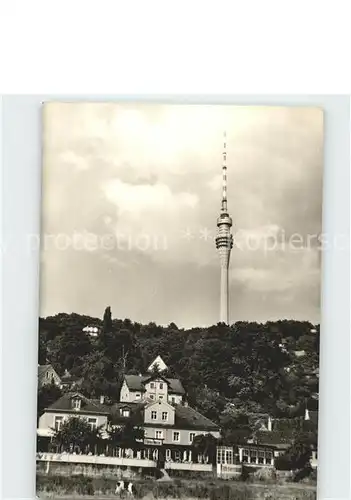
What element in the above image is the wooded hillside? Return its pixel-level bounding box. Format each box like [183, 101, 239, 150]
[38, 309, 319, 426]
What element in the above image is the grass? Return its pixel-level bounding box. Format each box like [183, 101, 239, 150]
[37, 475, 316, 500]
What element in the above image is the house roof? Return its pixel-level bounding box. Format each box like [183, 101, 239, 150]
[109, 402, 146, 425]
[38, 364, 60, 385]
[60, 373, 83, 384]
[109, 400, 219, 432]
[44, 392, 110, 415]
[124, 374, 185, 395]
[255, 430, 294, 449]
[174, 404, 220, 431]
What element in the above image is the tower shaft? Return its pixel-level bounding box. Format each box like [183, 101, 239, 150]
[215, 132, 233, 325]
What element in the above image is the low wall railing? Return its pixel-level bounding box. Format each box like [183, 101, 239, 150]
[36, 452, 156, 468]
[36, 452, 212, 472]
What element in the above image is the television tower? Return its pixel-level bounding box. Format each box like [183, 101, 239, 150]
[215, 132, 233, 325]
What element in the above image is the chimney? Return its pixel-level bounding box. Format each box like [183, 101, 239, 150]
[305, 408, 310, 420]
[267, 416, 272, 431]
[100, 395, 105, 404]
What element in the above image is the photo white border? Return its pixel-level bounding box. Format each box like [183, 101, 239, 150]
[1, 95, 350, 500]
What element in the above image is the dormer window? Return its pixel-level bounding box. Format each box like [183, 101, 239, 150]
[121, 409, 130, 418]
[72, 398, 81, 410]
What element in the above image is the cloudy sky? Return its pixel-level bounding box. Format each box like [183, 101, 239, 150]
[40, 103, 323, 328]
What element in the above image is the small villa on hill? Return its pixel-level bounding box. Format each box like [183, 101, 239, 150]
[120, 355, 185, 405]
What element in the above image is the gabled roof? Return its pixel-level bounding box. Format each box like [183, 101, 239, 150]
[145, 399, 174, 411]
[143, 373, 170, 385]
[44, 392, 110, 415]
[38, 364, 60, 385]
[147, 355, 168, 373]
[124, 374, 185, 395]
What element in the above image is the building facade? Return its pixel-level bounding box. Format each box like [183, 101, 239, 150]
[37, 392, 110, 442]
[120, 374, 184, 405]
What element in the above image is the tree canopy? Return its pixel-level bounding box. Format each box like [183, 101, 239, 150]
[39, 311, 319, 425]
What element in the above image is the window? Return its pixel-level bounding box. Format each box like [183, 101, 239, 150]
[189, 432, 195, 443]
[122, 409, 130, 417]
[135, 393, 141, 399]
[151, 411, 157, 420]
[159, 383, 163, 389]
[225, 450, 233, 464]
[171, 397, 175, 404]
[150, 382, 155, 389]
[217, 448, 225, 464]
[159, 395, 164, 400]
[150, 394, 155, 400]
[54, 416, 63, 431]
[162, 412, 168, 421]
[155, 430, 163, 440]
[88, 417, 97, 430]
[173, 431, 180, 442]
[72, 398, 81, 410]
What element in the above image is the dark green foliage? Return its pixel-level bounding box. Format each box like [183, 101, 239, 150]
[192, 433, 218, 464]
[220, 409, 254, 445]
[275, 432, 315, 471]
[51, 416, 103, 452]
[37, 383, 63, 418]
[108, 420, 145, 448]
[39, 313, 319, 424]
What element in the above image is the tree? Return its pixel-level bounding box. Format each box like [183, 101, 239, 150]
[192, 387, 226, 423]
[192, 433, 218, 464]
[52, 416, 104, 453]
[274, 434, 313, 471]
[220, 408, 254, 445]
[149, 362, 163, 378]
[37, 383, 63, 418]
[108, 421, 144, 449]
[79, 351, 120, 400]
[102, 306, 113, 334]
